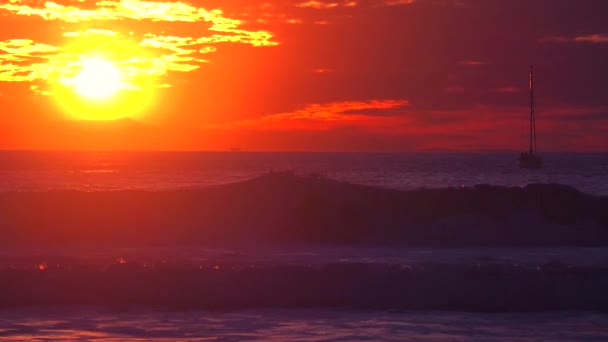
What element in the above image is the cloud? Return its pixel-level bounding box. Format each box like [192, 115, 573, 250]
[241, 0, 415, 27]
[459, 60, 487, 66]
[203, 101, 608, 151]
[2, 0, 216, 22]
[383, 0, 415, 6]
[295, 0, 361, 10]
[209, 99, 410, 131]
[541, 33, 608, 44]
[293, 0, 412, 9]
[0, 0, 279, 93]
[0, 39, 59, 82]
[313, 68, 334, 73]
[62, 29, 119, 38]
[0, 39, 58, 56]
[574, 34, 608, 43]
[0, 0, 278, 45]
[296, 1, 340, 9]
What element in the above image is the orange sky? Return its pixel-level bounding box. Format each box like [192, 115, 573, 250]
[1, 0, 607, 151]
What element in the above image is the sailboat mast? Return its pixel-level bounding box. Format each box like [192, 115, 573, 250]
[529, 65, 536, 154]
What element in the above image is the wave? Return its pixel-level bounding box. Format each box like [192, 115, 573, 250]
[0, 172, 607, 247]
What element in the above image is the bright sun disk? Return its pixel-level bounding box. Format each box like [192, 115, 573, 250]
[68, 58, 125, 100]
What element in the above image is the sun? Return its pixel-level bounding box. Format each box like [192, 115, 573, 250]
[68, 58, 126, 100]
[51, 31, 161, 121]
[55, 53, 156, 121]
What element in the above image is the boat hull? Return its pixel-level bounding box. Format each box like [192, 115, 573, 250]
[519, 152, 542, 169]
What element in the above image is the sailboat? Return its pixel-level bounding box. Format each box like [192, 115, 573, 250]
[518, 65, 542, 169]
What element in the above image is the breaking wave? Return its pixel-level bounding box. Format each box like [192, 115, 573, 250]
[0, 172, 606, 247]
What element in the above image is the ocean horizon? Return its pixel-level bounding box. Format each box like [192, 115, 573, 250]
[0, 151, 606, 194]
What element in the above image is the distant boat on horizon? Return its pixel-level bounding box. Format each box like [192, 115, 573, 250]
[519, 65, 542, 169]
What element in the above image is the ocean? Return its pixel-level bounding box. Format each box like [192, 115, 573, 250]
[0, 151, 606, 194]
[1, 151, 608, 341]
[2, 309, 608, 341]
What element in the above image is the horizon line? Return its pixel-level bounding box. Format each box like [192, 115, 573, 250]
[0, 149, 606, 154]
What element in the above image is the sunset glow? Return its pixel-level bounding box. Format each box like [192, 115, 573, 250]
[1, 2, 608, 339]
[0, 0, 606, 150]
[66, 58, 125, 100]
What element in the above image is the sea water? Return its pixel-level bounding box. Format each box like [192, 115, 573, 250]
[1, 151, 607, 340]
[0, 151, 606, 194]
[1, 309, 607, 341]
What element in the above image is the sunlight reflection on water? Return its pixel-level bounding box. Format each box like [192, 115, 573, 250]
[0, 309, 607, 341]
